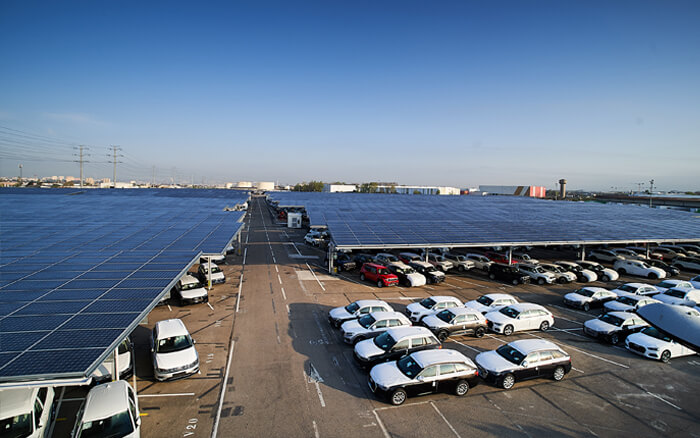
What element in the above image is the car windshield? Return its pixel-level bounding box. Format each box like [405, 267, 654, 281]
[454, 255, 466, 261]
[78, 410, 134, 438]
[533, 267, 545, 273]
[665, 290, 686, 298]
[499, 307, 520, 318]
[358, 315, 376, 328]
[157, 335, 193, 353]
[575, 289, 595, 297]
[0, 414, 32, 438]
[640, 327, 672, 342]
[373, 332, 396, 351]
[202, 265, 221, 273]
[382, 255, 398, 262]
[496, 344, 525, 365]
[420, 298, 436, 309]
[617, 296, 638, 306]
[181, 281, 203, 291]
[656, 281, 676, 289]
[599, 314, 625, 327]
[396, 355, 423, 378]
[345, 302, 359, 313]
[640, 262, 651, 268]
[377, 268, 391, 275]
[618, 285, 637, 293]
[476, 296, 494, 306]
[403, 267, 416, 274]
[436, 310, 454, 323]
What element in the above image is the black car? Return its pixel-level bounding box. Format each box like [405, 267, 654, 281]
[325, 253, 357, 272]
[488, 263, 531, 285]
[421, 308, 488, 341]
[475, 339, 572, 389]
[353, 253, 377, 266]
[408, 261, 445, 284]
[353, 326, 440, 369]
[644, 259, 680, 277]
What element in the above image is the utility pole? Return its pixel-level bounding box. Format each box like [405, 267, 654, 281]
[649, 179, 655, 208]
[73, 145, 90, 188]
[107, 145, 123, 188]
[18, 164, 22, 185]
[152, 166, 156, 187]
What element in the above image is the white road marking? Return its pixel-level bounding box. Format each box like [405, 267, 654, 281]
[372, 410, 391, 438]
[551, 304, 593, 318]
[443, 282, 463, 289]
[278, 274, 283, 285]
[398, 296, 423, 300]
[211, 339, 235, 438]
[245, 233, 249, 244]
[571, 367, 585, 373]
[431, 401, 462, 438]
[286, 304, 291, 314]
[275, 265, 279, 272]
[207, 302, 214, 311]
[281, 287, 287, 300]
[242, 247, 247, 265]
[645, 391, 682, 410]
[236, 274, 243, 313]
[313, 420, 320, 438]
[453, 339, 482, 353]
[485, 334, 506, 344]
[527, 332, 630, 369]
[167, 304, 172, 312]
[139, 392, 196, 398]
[306, 263, 326, 291]
[451, 277, 488, 287]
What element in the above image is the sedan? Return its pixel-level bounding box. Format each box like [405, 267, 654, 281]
[485, 303, 554, 336]
[464, 293, 518, 315]
[563, 287, 618, 312]
[341, 312, 411, 344]
[626, 326, 697, 363]
[603, 295, 660, 313]
[578, 261, 619, 282]
[583, 311, 649, 345]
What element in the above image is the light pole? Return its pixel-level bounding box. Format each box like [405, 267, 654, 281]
[649, 179, 654, 208]
[18, 164, 23, 185]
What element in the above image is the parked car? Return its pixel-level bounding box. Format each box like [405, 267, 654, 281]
[539, 263, 577, 284]
[654, 288, 700, 306]
[71, 381, 140, 438]
[353, 326, 441, 369]
[672, 257, 700, 272]
[626, 326, 698, 363]
[91, 337, 134, 384]
[517, 264, 556, 285]
[626, 246, 664, 260]
[201, 253, 226, 265]
[512, 252, 539, 264]
[408, 261, 446, 284]
[485, 251, 516, 264]
[360, 263, 399, 288]
[464, 253, 493, 271]
[331, 253, 357, 271]
[613, 259, 666, 280]
[386, 262, 426, 287]
[304, 230, 327, 246]
[643, 259, 680, 277]
[0, 387, 55, 438]
[610, 282, 658, 296]
[422, 307, 488, 341]
[151, 318, 199, 381]
[172, 274, 208, 305]
[375, 253, 400, 266]
[424, 252, 454, 272]
[488, 263, 530, 285]
[328, 300, 394, 328]
[442, 253, 476, 271]
[197, 262, 225, 284]
[588, 248, 625, 263]
[398, 252, 423, 264]
[678, 244, 700, 255]
[341, 311, 412, 344]
[353, 253, 377, 266]
[464, 293, 518, 315]
[475, 339, 571, 389]
[653, 247, 686, 262]
[655, 279, 694, 293]
[405, 296, 462, 323]
[368, 349, 479, 405]
[611, 248, 644, 260]
[583, 311, 649, 344]
[691, 275, 700, 289]
[660, 245, 696, 257]
[578, 260, 619, 282]
[563, 287, 618, 311]
[555, 261, 597, 282]
[485, 303, 554, 336]
[603, 294, 660, 313]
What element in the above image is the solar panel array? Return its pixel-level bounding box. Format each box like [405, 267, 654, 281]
[0, 188, 249, 383]
[268, 192, 700, 249]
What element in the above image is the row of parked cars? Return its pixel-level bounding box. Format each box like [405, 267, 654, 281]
[587, 244, 700, 273]
[327, 295, 571, 405]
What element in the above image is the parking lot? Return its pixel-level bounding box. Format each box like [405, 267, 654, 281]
[49, 196, 700, 437]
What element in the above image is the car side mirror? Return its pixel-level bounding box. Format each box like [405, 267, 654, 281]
[38, 418, 45, 428]
[417, 376, 424, 382]
[521, 361, 529, 368]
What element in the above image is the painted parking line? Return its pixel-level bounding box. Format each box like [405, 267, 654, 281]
[527, 332, 630, 369]
[138, 393, 196, 398]
[236, 274, 243, 313]
[450, 277, 488, 288]
[306, 263, 326, 291]
[211, 339, 236, 438]
[431, 401, 462, 438]
[452, 339, 483, 353]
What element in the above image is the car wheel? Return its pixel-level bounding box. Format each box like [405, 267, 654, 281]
[455, 380, 469, 396]
[352, 336, 366, 345]
[537, 278, 545, 285]
[501, 374, 515, 390]
[558, 277, 567, 284]
[610, 333, 620, 345]
[540, 321, 550, 331]
[647, 272, 658, 280]
[474, 326, 486, 338]
[552, 366, 566, 381]
[583, 303, 590, 312]
[618, 268, 626, 275]
[390, 388, 407, 405]
[360, 273, 366, 281]
[458, 265, 465, 272]
[503, 325, 514, 336]
[377, 280, 383, 288]
[601, 275, 610, 282]
[438, 330, 449, 342]
[660, 350, 671, 363]
[489, 273, 496, 280]
[512, 279, 519, 285]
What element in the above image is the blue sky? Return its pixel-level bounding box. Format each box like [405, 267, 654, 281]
[1, 0, 699, 191]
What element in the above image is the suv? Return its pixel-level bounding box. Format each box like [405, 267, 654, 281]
[71, 381, 140, 438]
[328, 300, 394, 328]
[563, 287, 618, 312]
[422, 307, 488, 340]
[424, 253, 454, 272]
[408, 261, 445, 284]
[475, 339, 571, 390]
[151, 318, 199, 381]
[485, 251, 516, 264]
[360, 263, 399, 288]
[341, 311, 411, 344]
[654, 287, 700, 306]
[331, 253, 357, 271]
[172, 274, 208, 305]
[485, 303, 554, 336]
[555, 261, 597, 282]
[578, 260, 619, 282]
[539, 263, 577, 284]
[0, 387, 55, 438]
[406, 296, 462, 323]
[464, 293, 518, 314]
[386, 262, 426, 287]
[442, 253, 475, 272]
[488, 263, 530, 285]
[353, 326, 441, 369]
[672, 257, 700, 273]
[517, 264, 555, 285]
[613, 259, 666, 280]
[398, 252, 423, 264]
[368, 349, 479, 405]
[374, 253, 400, 266]
[198, 262, 225, 284]
[653, 247, 685, 262]
[588, 248, 625, 263]
[610, 282, 659, 296]
[512, 252, 539, 264]
[464, 253, 493, 271]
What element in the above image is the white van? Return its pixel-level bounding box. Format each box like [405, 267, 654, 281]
[0, 387, 55, 438]
[71, 381, 140, 438]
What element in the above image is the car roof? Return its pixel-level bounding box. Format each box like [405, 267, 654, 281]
[658, 279, 688, 285]
[387, 262, 410, 269]
[353, 299, 388, 307]
[385, 326, 434, 339]
[180, 274, 200, 284]
[620, 282, 652, 289]
[506, 303, 547, 311]
[410, 261, 432, 268]
[606, 311, 636, 320]
[480, 293, 516, 300]
[507, 339, 565, 355]
[445, 307, 483, 316]
[465, 253, 487, 257]
[412, 349, 470, 367]
[82, 381, 131, 422]
[155, 318, 190, 338]
[426, 295, 461, 303]
[0, 387, 40, 419]
[364, 262, 389, 269]
[577, 287, 609, 293]
[368, 311, 407, 320]
[399, 252, 420, 256]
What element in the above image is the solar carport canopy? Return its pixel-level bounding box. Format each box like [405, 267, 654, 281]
[267, 192, 700, 249]
[0, 188, 248, 384]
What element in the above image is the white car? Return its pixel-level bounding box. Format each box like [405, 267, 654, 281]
[517, 264, 556, 285]
[626, 326, 697, 363]
[672, 257, 700, 272]
[200, 254, 225, 265]
[464, 253, 493, 271]
[341, 312, 411, 344]
[425, 253, 454, 272]
[151, 319, 199, 381]
[198, 262, 225, 284]
[405, 296, 462, 323]
[386, 262, 427, 287]
[612, 248, 645, 260]
[604, 294, 660, 313]
[442, 253, 476, 272]
[555, 261, 597, 282]
[588, 248, 625, 263]
[654, 288, 700, 306]
[691, 275, 700, 289]
[654, 279, 694, 293]
[91, 337, 134, 384]
[464, 293, 518, 315]
[72, 381, 140, 438]
[512, 252, 539, 265]
[613, 259, 666, 280]
[328, 300, 394, 328]
[539, 263, 577, 284]
[172, 274, 208, 305]
[303, 230, 327, 246]
[563, 287, 618, 312]
[610, 282, 659, 296]
[578, 261, 620, 282]
[583, 311, 649, 344]
[485, 303, 554, 336]
[0, 387, 54, 438]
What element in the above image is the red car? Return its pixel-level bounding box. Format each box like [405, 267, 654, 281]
[484, 251, 518, 265]
[360, 263, 399, 288]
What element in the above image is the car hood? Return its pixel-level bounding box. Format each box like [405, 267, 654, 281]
[370, 362, 413, 388]
[602, 268, 619, 280]
[484, 311, 512, 325]
[475, 350, 516, 374]
[430, 270, 446, 278]
[155, 347, 198, 370]
[329, 307, 352, 320]
[584, 319, 616, 334]
[407, 302, 429, 314]
[654, 295, 687, 306]
[407, 273, 426, 286]
[564, 293, 592, 304]
[355, 339, 385, 360]
[465, 301, 489, 313]
[581, 270, 597, 281]
[180, 287, 208, 299]
[604, 301, 632, 312]
[204, 272, 225, 280]
[341, 319, 364, 334]
[422, 315, 448, 329]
